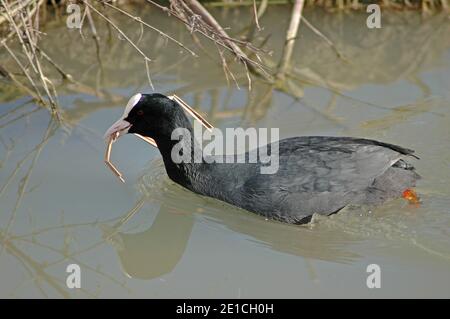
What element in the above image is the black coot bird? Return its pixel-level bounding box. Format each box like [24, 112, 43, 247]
[105, 93, 420, 224]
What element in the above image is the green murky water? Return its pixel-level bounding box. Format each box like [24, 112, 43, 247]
[1, 6, 450, 298]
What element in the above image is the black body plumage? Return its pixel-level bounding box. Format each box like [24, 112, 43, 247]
[123, 94, 420, 224]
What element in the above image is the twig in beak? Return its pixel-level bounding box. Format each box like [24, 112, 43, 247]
[168, 94, 214, 132]
[104, 94, 214, 183]
[134, 134, 157, 147]
[104, 132, 125, 183]
[104, 133, 156, 183]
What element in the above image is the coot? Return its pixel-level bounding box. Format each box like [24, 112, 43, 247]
[104, 93, 420, 224]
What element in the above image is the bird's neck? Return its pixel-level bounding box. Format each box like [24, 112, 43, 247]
[153, 124, 206, 191]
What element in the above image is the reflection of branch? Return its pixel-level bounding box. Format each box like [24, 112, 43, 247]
[302, 17, 346, 61]
[0, 115, 45, 199]
[111, 198, 146, 230]
[36, 47, 74, 82]
[0, 63, 43, 102]
[0, 231, 71, 298]
[84, 4, 104, 95]
[360, 98, 437, 130]
[17, 237, 130, 291]
[146, 0, 271, 85]
[0, 154, 135, 298]
[82, 0, 154, 89]
[101, 1, 197, 57]
[0, 118, 55, 259]
[1, 43, 46, 104]
[276, 0, 305, 82]
[1, 210, 132, 298]
[0, 106, 42, 130]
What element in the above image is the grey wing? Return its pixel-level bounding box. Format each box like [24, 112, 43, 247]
[240, 138, 412, 223]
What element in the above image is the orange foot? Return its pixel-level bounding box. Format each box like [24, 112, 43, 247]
[402, 188, 420, 205]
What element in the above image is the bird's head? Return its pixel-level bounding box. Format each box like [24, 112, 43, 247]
[104, 93, 191, 145]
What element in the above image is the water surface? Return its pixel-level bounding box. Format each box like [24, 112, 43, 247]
[1, 7, 449, 298]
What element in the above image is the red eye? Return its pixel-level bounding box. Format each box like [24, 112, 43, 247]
[137, 110, 144, 116]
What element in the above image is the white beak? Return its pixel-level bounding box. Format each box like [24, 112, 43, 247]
[104, 118, 131, 142]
